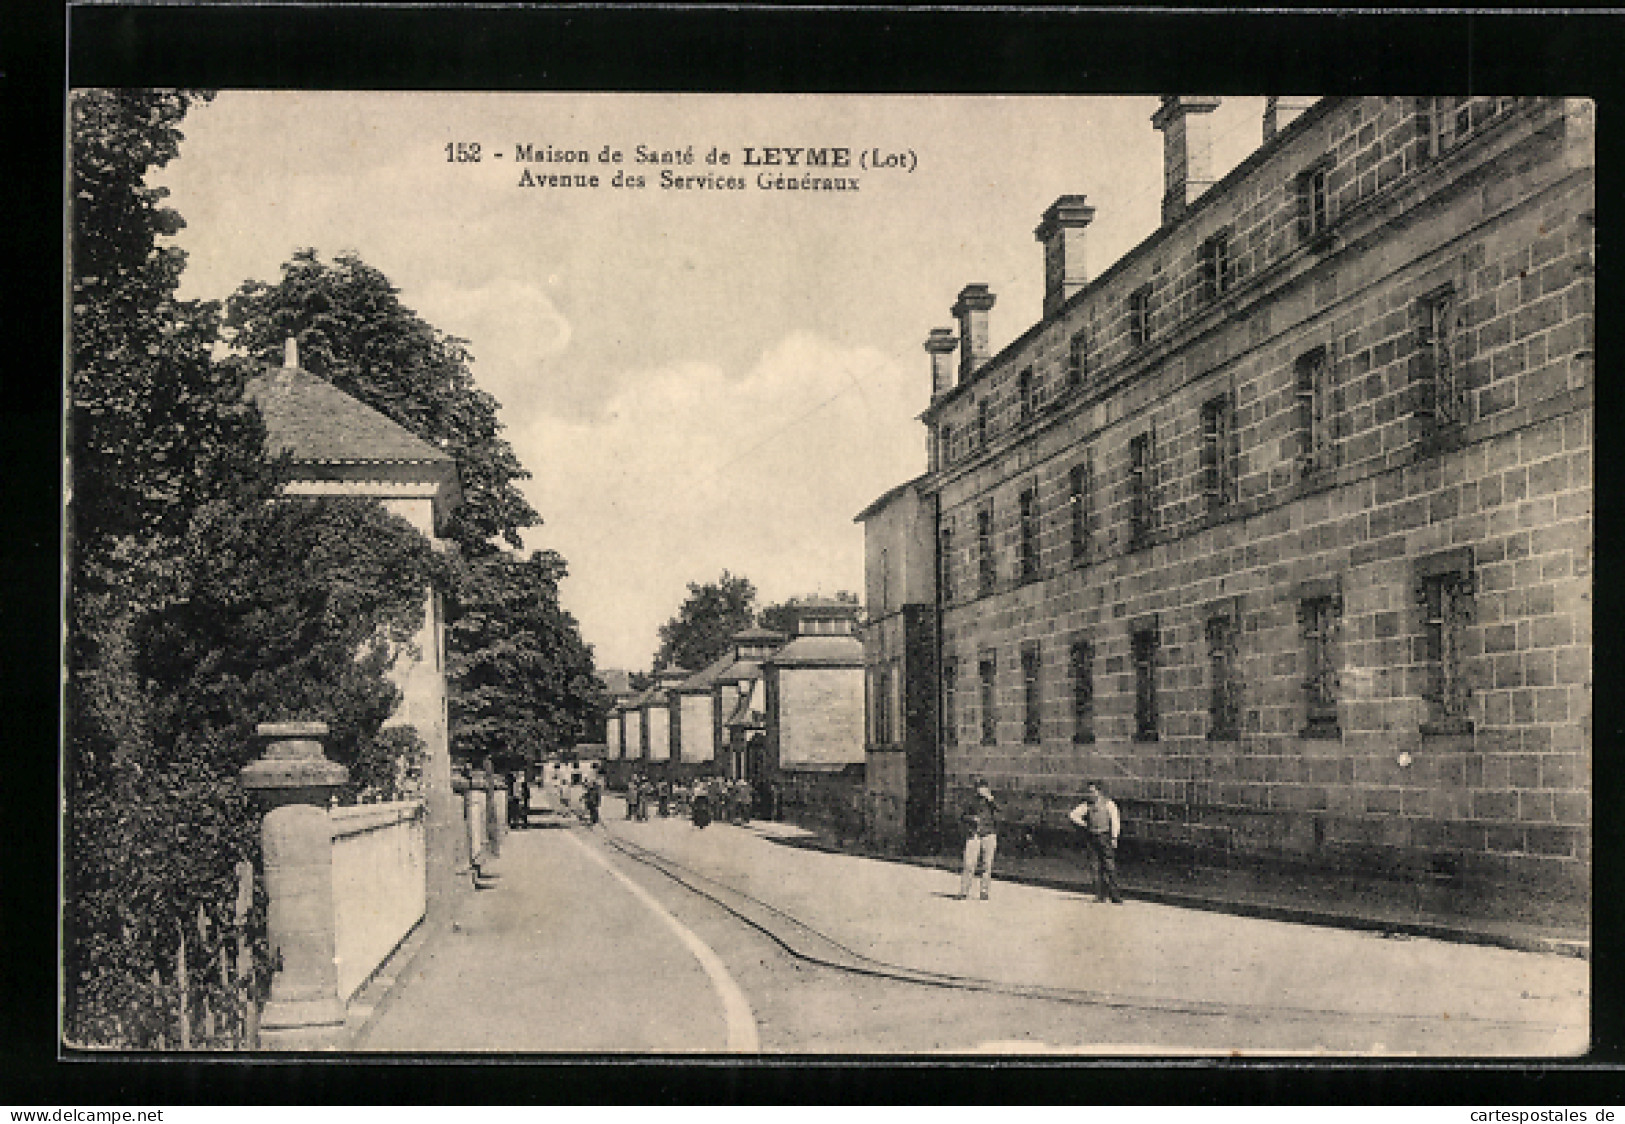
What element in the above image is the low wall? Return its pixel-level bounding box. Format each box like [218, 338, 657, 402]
[331, 801, 426, 1002]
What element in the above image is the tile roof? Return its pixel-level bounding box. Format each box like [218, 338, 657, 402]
[245, 366, 456, 470]
[763, 634, 864, 669]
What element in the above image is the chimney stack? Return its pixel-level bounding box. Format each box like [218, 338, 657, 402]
[283, 336, 299, 370]
[1263, 96, 1317, 142]
[951, 284, 997, 384]
[1034, 195, 1096, 318]
[926, 327, 959, 400]
[1151, 96, 1222, 225]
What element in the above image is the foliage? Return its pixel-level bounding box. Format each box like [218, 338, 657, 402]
[757, 590, 861, 639]
[67, 497, 440, 1046]
[222, 250, 539, 557]
[446, 549, 608, 765]
[653, 571, 759, 674]
[69, 89, 270, 562]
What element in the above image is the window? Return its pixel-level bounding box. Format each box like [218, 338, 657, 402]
[1200, 230, 1232, 302]
[1418, 97, 1522, 160]
[938, 525, 954, 605]
[1129, 432, 1154, 550]
[979, 654, 998, 745]
[868, 667, 887, 744]
[1070, 638, 1095, 744]
[1415, 286, 1465, 436]
[1417, 552, 1475, 736]
[1206, 612, 1241, 739]
[977, 398, 990, 449]
[1069, 459, 1091, 562]
[878, 548, 890, 615]
[942, 657, 958, 746]
[1022, 643, 1042, 744]
[1300, 594, 1341, 738]
[1296, 162, 1329, 241]
[1067, 329, 1090, 389]
[1133, 627, 1159, 741]
[1019, 485, 1040, 582]
[887, 664, 903, 747]
[939, 423, 953, 469]
[977, 505, 995, 596]
[1019, 367, 1036, 422]
[1295, 347, 1332, 478]
[1201, 394, 1236, 512]
[1130, 285, 1152, 347]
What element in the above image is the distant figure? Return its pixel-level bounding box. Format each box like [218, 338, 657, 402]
[956, 777, 999, 901]
[638, 779, 653, 821]
[583, 779, 601, 826]
[657, 780, 671, 818]
[691, 778, 712, 829]
[509, 773, 529, 829]
[1069, 780, 1124, 904]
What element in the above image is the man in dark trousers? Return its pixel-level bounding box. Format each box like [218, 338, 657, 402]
[956, 777, 999, 901]
[1069, 780, 1124, 904]
[582, 779, 601, 825]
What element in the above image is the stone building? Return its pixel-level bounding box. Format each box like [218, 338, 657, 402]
[854, 476, 941, 851]
[763, 600, 867, 837]
[709, 626, 785, 782]
[875, 97, 1592, 902]
[670, 653, 731, 781]
[637, 666, 691, 771]
[245, 338, 464, 917]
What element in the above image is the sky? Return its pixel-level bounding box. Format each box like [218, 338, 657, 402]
[151, 92, 1269, 672]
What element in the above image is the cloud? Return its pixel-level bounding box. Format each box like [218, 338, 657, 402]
[520, 330, 926, 669]
[409, 278, 573, 420]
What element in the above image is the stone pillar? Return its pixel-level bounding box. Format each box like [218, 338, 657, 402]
[463, 769, 488, 865]
[239, 721, 349, 1051]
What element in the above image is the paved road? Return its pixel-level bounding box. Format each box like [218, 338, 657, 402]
[355, 804, 1589, 1056]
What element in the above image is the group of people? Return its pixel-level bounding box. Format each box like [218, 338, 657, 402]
[622, 772, 755, 828]
[957, 776, 1122, 905]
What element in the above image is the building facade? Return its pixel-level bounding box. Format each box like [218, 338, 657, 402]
[855, 476, 942, 851]
[895, 97, 1591, 900]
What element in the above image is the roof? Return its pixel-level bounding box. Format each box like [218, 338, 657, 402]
[853, 473, 928, 523]
[723, 691, 766, 729]
[674, 651, 735, 693]
[713, 657, 763, 685]
[597, 668, 634, 696]
[763, 634, 864, 669]
[245, 365, 457, 472]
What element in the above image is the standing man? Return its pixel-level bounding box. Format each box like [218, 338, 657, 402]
[1069, 780, 1124, 904]
[956, 777, 999, 901]
[583, 779, 601, 826]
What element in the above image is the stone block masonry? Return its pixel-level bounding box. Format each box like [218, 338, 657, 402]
[919, 98, 1591, 900]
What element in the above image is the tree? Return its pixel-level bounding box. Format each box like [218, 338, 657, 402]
[223, 250, 539, 558]
[653, 571, 759, 673]
[758, 590, 862, 638]
[68, 496, 441, 1046]
[69, 90, 269, 564]
[445, 549, 608, 765]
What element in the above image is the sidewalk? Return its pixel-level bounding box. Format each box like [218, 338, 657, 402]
[596, 808, 1588, 1054]
[746, 816, 1590, 960]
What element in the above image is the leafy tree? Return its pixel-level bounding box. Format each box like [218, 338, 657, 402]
[653, 571, 759, 673]
[446, 549, 608, 765]
[223, 250, 539, 557]
[68, 496, 440, 1046]
[69, 89, 269, 563]
[758, 590, 861, 638]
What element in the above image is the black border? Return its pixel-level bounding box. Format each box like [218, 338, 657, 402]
[11, 0, 1622, 1106]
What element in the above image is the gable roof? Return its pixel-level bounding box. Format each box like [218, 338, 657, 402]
[245, 365, 456, 472]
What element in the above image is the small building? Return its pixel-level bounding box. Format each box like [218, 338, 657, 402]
[670, 652, 733, 780]
[763, 600, 867, 838]
[244, 338, 464, 918]
[854, 475, 941, 852]
[710, 626, 785, 781]
[640, 666, 691, 772]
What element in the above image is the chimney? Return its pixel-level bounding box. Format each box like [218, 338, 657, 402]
[283, 336, 299, 370]
[1263, 96, 1318, 142]
[951, 284, 997, 384]
[925, 327, 959, 401]
[1034, 195, 1097, 318]
[1151, 96, 1223, 225]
